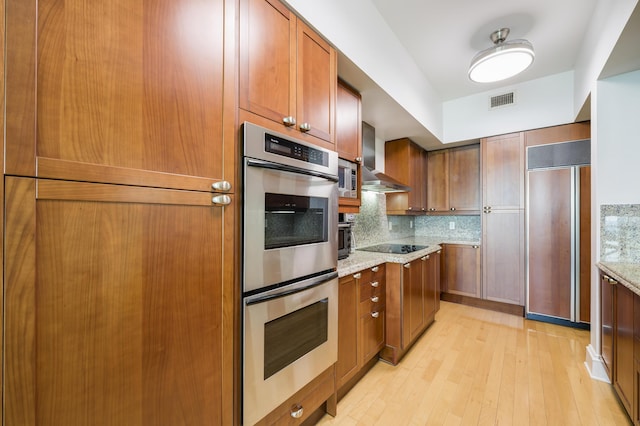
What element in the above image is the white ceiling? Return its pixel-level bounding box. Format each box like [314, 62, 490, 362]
[333, 0, 640, 149]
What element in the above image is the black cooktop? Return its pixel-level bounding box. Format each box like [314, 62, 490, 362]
[358, 243, 429, 254]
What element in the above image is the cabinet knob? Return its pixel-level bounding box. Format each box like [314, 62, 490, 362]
[371, 311, 380, 318]
[371, 281, 379, 288]
[371, 296, 379, 303]
[290, 404, 304, 419]
[472, 245, 479, 249]
[211, 195, 231, 206]
[403, 263, 410, 269]
[371, 266, 379, 273]
[408, 207, 413, 210]
[355, 157, 362, 163]
[437, 250, 442, 254]
[300, 122, 311, 132]
[450, 207, 456, 211]
[421, 256, 427, 261]
[211, 180, 231, 192]
[353, 273, 362, 279]
[283, 116, 296, 127]
[422, 208, 426, 211]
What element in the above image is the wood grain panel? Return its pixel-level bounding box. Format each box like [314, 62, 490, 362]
[482, 133, 524, 209]
[442, 244, 481, 298]
[601, 273, 614, 380]
[524, 122, 591, 147]
[615, 284, 634, 416]
[527, 168, 572, 319]
[7, 0, 227, 184]
[1, 0, 5, 416]
[426, 150, 449, 211]
[5, 0, 37, 176]
[239, 0, 294, 122]
[483, 210, 525, 305]
[449, 145, 480, 211]
[336, 80, 362, 162]
[337, 275, 359, 388]
[5, 178, 228, 425]
[297, 20, 335, 143]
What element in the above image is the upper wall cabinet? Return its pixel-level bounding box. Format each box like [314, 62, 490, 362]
[239, 0, 337, 149]
[385, 138, 427, 214]
[5, 0, 235, 193]
[427, 145, 480, 214]
[336, 80, 362, 163]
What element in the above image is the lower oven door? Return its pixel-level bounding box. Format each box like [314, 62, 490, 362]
[243, 157, 338, 293]
[243, 272, 338, 426]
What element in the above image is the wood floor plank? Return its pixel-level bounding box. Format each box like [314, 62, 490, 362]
[319, 301, 630, 426]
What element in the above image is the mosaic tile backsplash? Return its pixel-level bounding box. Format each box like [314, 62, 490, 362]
[601, 204, 640, 263]
[351, 192, 481, 248]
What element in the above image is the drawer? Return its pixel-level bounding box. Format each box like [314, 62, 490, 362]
[256, 366, 335, 425]
[359, 294, 385, 315]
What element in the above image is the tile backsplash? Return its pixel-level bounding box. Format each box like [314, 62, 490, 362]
[601, 204, 640, 263]
[350, 192, 481, 248]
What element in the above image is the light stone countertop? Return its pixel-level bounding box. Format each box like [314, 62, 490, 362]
[598, 261, 640, 296]
[337, 236, 480, 278]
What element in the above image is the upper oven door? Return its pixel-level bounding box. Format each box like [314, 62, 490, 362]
[244, 158, 338, 293]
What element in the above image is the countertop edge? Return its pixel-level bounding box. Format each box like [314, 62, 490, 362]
[598, 261, 640, 296]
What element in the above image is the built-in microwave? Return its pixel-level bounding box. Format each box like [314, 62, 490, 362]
[338, 159, 358, 198]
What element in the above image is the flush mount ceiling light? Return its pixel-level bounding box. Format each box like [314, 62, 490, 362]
[468, 28, 535, 83]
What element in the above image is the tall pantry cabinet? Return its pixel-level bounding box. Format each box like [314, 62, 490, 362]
[3, 0, 238, 424]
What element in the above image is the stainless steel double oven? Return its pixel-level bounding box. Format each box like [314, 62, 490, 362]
[242, 123, 339, 425]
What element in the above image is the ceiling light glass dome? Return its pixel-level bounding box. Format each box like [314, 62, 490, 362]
[469, 28, 535, 83]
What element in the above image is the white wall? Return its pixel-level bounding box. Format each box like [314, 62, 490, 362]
[586, 69, 640, 382]
[443, 71, 575, 142]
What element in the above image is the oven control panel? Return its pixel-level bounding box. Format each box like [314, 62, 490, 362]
[265, 133, 328, 166]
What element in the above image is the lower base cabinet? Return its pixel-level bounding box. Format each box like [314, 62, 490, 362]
[336, 264, 386, 396]
[381, 250, 440, 365]
[600, 269, 640, 424]
[441, 244, 481, 298]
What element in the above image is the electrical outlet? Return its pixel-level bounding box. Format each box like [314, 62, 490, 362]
[410, 220, 413, 229]
[388, 221, 393, 231]
[449, 221, 455, 230]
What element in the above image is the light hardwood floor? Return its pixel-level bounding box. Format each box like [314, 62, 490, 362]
[319, 301, 630, 425]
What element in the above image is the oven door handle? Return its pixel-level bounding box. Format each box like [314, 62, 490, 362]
[246, 159, 339, 183]
[245, 271, 338, 306]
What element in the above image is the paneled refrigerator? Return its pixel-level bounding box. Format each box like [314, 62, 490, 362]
[526, 139, 591, 327]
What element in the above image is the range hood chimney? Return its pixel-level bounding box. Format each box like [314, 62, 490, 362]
[360, 121, 411, 193]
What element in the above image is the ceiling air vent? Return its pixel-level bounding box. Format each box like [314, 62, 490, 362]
[489, 91, 515, 109]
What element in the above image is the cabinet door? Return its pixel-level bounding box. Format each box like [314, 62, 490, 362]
[407, 259, 425, 343]
[482, 133, 524, 210]
[426, 150, 449, 212]
[7, 0, 230, 191]
[4, 177, 232, 425]
[442, 244, 481, 298]
[296, 20, 336, 143]
[448, 145, 480, 212]
[337, 274, 359, 388]
[360, 308, 385, 364]
[482, 210, 525, 305]
[423, 252, 439, 323]
[615, 283, 635, 417]
[409, 143, 426, 211]
[336, 81, 362, 162]
[239, 0, 295, 128]
[601, 273, 614, 380]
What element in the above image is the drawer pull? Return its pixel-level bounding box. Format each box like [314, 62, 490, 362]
[371, 281, 379, 288]
[211, 180, 231, 191]
[371, 296, 379, 303]
[371, 266, 379, 273]
[403, 263, 410, 269]
[290, 404, 304, 419]
[299, 122, 311, 132]
[353, 273, 362, 279]
[211, 195, 231, 206]
[371, 311, 380, 318]
[283, 116, 296, 126]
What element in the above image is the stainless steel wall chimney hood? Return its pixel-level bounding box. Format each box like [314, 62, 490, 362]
[361, 121, 411, 193]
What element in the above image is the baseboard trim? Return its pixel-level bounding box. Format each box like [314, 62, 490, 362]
[440, 292, 524, 316]
[584, 344, 610, 383]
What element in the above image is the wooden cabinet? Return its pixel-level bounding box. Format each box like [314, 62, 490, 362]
[441, 244, 481, 298]
[336, 265, 385, 395]
[426, 145, 480, 213]
[239, 0, 336, 147]
[382, 251, 440, 365]
[615, 282, 635, 417]
[481, 133, 525, 306]
[385, 138, 428, 214]
[336, 80, 362, 212]
[4, 178, 235, 425]
[600, 269, 640, 424]
[6, 0, 235, 192]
